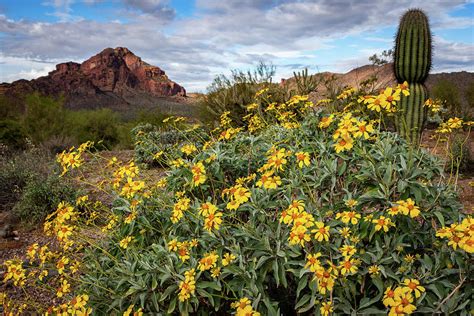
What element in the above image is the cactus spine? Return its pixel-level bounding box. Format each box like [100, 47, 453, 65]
[393, 9, 432, 145]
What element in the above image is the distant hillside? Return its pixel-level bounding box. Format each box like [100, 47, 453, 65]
[0, 47, 188, 112]
[282, 63, 473, 108]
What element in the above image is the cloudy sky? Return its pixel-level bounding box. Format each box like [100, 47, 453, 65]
[0, 0, 473, 92]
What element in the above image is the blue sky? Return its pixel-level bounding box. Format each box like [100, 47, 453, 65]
[0, 0, 473, 92]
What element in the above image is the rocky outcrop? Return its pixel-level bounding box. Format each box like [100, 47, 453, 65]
[0, 47, 186, 110]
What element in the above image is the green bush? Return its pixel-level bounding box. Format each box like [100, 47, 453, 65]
[82, 104, 470, 315]
[13, 174, 77, 224]
[132, 122, 209, 168]
[198, 62, 287, 125]
[432, 80, 462, 119]
[65, 109, 121, 150]
[22, 93, 66, 143]
[0, 119, 28, 149]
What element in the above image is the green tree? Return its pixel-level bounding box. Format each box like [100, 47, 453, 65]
[22, 93, 66, 143]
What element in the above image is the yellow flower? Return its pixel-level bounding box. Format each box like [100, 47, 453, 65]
[211, 267, 221, 278]
[319, 115, 334, 128]
[57, 279, 71, 298]
[312, 222, 330, 242]
[181, 143, 198, 155]
[339, 258, 358, 275]
[320, 301, 333, 316]
[396, 81, 410, 96]
[289, 225, 311, 246]
[119, 236, 133, 249]
[333, 135, 354, 153]
[338, 227, 351, 239]
[198, 202, 218, 217]
[204, 211, 223, 232]
[305, 253, 322, 272]
[389, 287, 416, 315]
[222, 253, 236, 266]
[336, 211, 361, 225]
[295, 152, 310, 168]
[56, 256, 69, 274]
[178, 269, 196, 302]
[177, 242, 190, 262]
[396, 198, 420, 218]
[345, 199, 358, 208]
[367, 96, 383, 112]
[353, 121, 374, 139]
[198, 251, 219, 271]
[383, 286, 396, 307]
[339, 245, 357, 258]
[191, 162, 207, 187]
[168, 238, 178, 251]
[368, 265, 380, 276]
[404, 254, 415, 263]
[372, 216, 393, 232]
[402, 278, 425, 298]
[256, 171, 282, 189]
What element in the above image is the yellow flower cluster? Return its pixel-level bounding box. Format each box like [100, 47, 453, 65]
[331, 113, 375, 153]
[231, 297, 261, 316]
[3, 259, 26, 286]
[383, 279, 425, 315]
[123, 304, 143, 316]
[359, 83, 408, 113]
[198, 251, 219, 271]
[168, 239, 198, 262]
[56, 142, 90, 175]
[436, 117, 464, 134]
[424, 98, 442, 113]
[280, 200, 331, 247]
[178, 269, 196, 302]
[120, 176, 146, 199]
[199, 202, 223, 232]
[45, 294, 92, 315]
[337, 87, 356, 100]
[44, 201, 78, 248]
[390, 198, 421, 218]
[181, 143, 198, 155]
[436, 217, 473, 253]
[171, 193, 191, 223]
[222, 183, 251, 210]
[191, 161, 207, 187]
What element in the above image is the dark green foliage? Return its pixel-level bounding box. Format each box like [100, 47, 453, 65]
[22, 93, 66, 143]
[65, 108, 121, 150]
[393, 9, 432, 145]
[0, 119, 28, 149]
[13, 174, 77, 224]
[0, 147, 76, 223]
[198, 62, 286, 125]
[394, 9, 432, 83]
[432, 79, 462, 118]
[395, 83, 428, 144]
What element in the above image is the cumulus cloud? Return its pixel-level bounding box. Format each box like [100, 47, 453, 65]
[0, 0, 472, 90]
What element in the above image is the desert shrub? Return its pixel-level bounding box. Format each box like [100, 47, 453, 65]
[447, 133, 473, 174]
[65, 109, 121, 150]
[13, 174, 77, 224]
[22, 93, 66, 143]
[0, 119, 28, 150]
[81, 95, 471, 315]
[132, 121, 209, 168]
[198, 62, 287, 125]
[0, 147, 51, 212]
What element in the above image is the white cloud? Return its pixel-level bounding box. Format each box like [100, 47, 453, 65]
[0, 0, 472, 91]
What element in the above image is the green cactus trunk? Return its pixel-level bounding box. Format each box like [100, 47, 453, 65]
[393, 9, 432, 145]
[396, 83, 428, 145]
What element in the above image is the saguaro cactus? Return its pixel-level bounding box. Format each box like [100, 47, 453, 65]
[393, 9, 432, 145]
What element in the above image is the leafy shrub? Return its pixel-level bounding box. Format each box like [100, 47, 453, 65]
[13, 174, 77, 224]
[447, 133, 473, 174]
[22, 93, 66, 143]
[132, 121, 209, 167]
[432, 80, 462, 119]
[0, 119, 28, 150]
[82, 95, 471, 315]
[65, 109, 121, 150]
[198, 62, 287, 125]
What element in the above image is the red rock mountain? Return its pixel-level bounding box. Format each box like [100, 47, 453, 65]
[0, 47, 186, 110]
